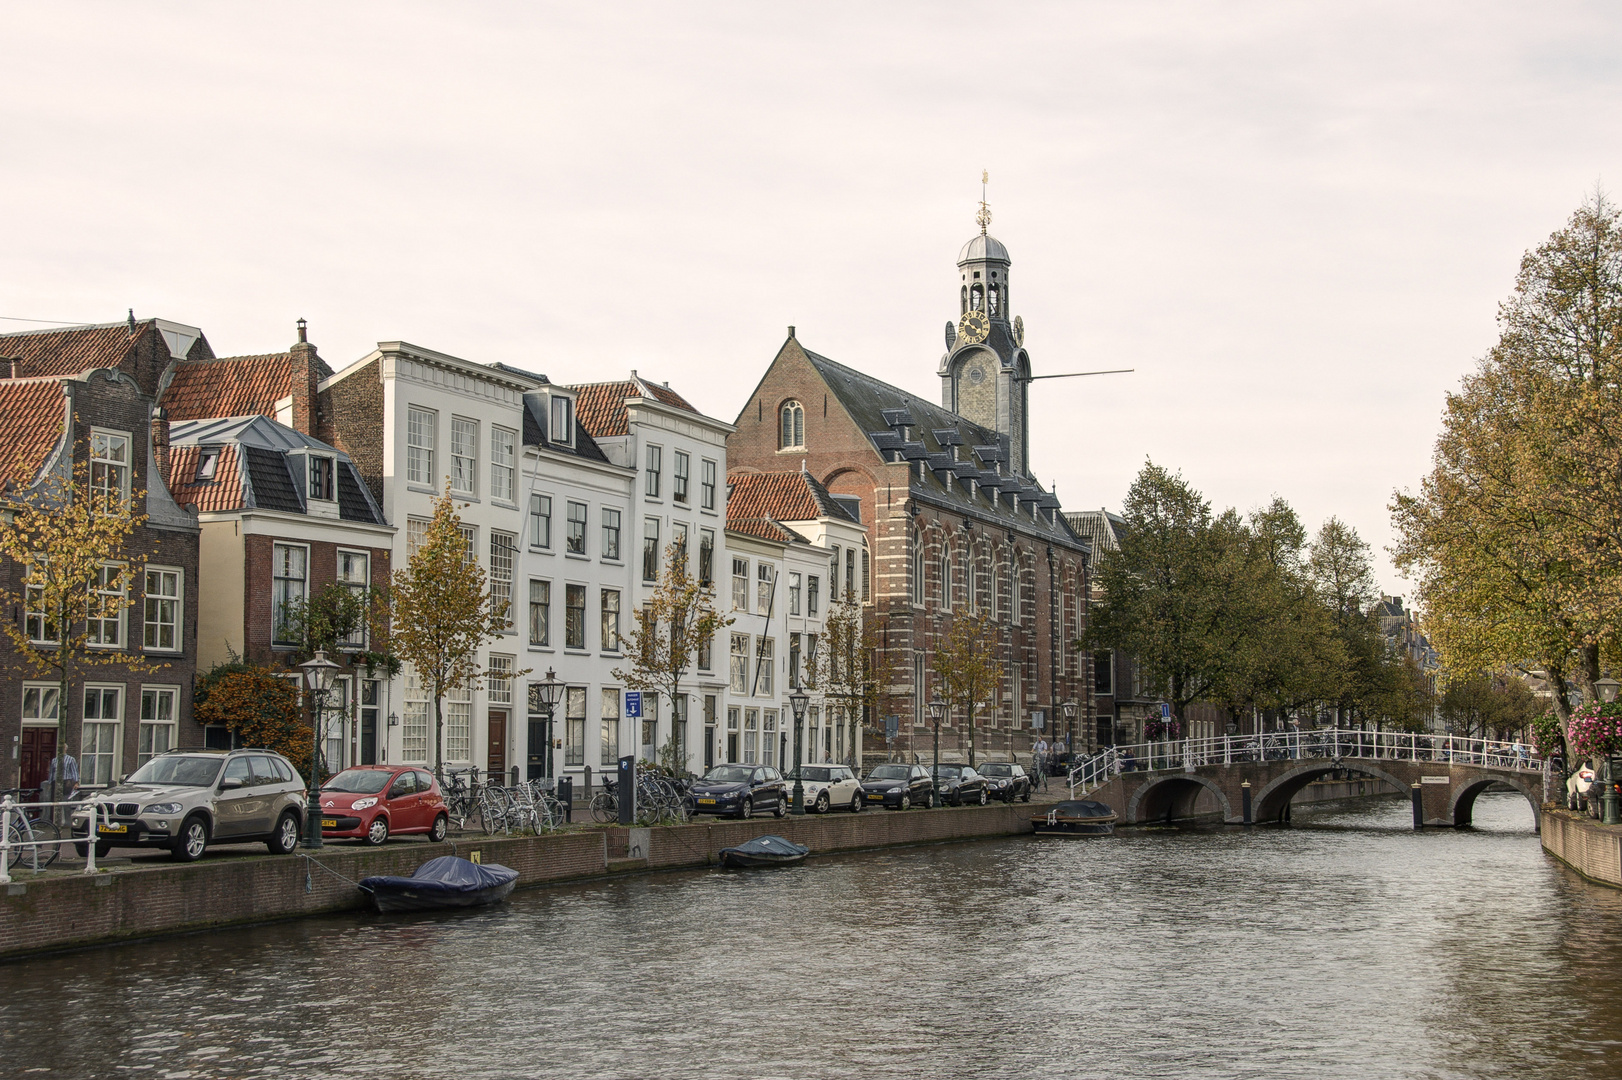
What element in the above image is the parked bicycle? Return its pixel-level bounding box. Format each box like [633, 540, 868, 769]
[1, 789, 61, 871]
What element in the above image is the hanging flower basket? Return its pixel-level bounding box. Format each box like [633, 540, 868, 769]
[1566, 702, 1622, 758]
[1530, 712, 1564, 758]
[1145, 719, 1181, 742]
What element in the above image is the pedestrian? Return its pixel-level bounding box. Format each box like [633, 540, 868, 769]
[45, 751, 80, 803]
[1514, 739, 1529, 767]
[1034, 735, 1049, 789]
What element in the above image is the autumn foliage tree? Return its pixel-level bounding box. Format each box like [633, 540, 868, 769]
[193, 661, 311, 779]
[932, 611, 1000, 768]
[805, 588, 889, 766]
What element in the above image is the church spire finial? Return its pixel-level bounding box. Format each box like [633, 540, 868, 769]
[976, 169, 992, 234]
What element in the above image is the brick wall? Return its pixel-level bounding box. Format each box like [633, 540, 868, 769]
[1541, 809, 1622, 888]
[319, 359, 384, 507]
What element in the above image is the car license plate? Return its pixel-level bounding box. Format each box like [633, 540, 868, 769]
[321, 818, 337, 828]
[697, 798, 716, 805]
[98, 823, 127, 834]
[867, 793, 884, 800]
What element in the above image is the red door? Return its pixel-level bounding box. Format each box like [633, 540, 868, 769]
[20, 728, 57, 799]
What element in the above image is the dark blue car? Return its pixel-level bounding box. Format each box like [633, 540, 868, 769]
[689, 764, 788, 819]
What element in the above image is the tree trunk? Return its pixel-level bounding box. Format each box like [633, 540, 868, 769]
[434, 693, 444, 782]
[967, 702, 976, 769]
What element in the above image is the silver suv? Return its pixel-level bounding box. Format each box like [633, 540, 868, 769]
[71, 748, 306, 861]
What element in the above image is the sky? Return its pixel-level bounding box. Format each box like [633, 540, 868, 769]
[6, 1, 1622, 594]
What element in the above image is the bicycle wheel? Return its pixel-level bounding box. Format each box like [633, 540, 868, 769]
[11, 818, 59, 870]
[590, 791, 616, 823]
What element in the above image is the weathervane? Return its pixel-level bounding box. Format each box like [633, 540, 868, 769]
[976, 169, 992, 234]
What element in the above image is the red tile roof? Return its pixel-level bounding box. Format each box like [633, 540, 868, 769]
[0, 321, 147, 379]
[727, 471, 825, 523]
[727, 516, 798, 544]
[0, 378, 68, 488]
[167, 444, 243, 512]
[161, 354, 305, 421]
[570, 378, 699, 438]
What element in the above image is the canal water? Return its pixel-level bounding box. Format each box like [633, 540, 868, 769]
[4, 791, 1619, 1080]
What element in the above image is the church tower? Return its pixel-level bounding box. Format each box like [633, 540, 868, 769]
[939, 175, 1032, 478]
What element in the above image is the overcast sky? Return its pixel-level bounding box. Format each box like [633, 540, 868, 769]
[7, 2, 1622, 594]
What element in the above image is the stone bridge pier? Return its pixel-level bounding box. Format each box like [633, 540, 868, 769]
[1081, 757, 1543, 830]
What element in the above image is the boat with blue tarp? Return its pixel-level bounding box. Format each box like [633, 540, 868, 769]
[359, 855, 519, 912]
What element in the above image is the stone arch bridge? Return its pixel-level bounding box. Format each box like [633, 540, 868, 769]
[1070, 730, 1544, 829]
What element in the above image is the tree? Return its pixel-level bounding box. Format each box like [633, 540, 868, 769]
[1393, 193, 1622, 731]
[193, 659, 311, 779]
[613, 542, 730, 774]
[806, 588, 889, 766]
[1439, 671, 1540, 741]
[932, 611, 1000, 768]
[0, 451, 163, 796]
[389, 487, 510, 776]
[276, 582, 397, 771]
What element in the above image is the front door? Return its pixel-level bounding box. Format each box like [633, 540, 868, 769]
[360, 680, 379, 765]
[527, 718, 548, 781]
[20, 728, 56, 798]
[488, 711, 507, 782]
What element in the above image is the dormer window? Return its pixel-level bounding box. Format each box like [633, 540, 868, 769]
[550, 394, 574, 447]
[308, 454, 335, 502]
[195, 448, 220, 482]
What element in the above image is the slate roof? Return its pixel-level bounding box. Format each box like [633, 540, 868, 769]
[520, 394, 612, 465]
[0, 321, 150, 378]
[571, 377, 699, 438]
[798, 347, 1080, 545]
[160, 353, 332, 422]
[726, 470, 857, 524]
[167, 415, 386, 525]
[0, 378, 68, 488]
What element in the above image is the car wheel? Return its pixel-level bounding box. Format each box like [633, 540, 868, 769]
[815, 792, 830, 814]
[850, 792, 863, 813]
[978, 789, 989, 806]
[267, 811, 300, 855]
[1021, 789, 1031, 803]
[898, 792, 911, 811]
[364, 815, 390, 846]
[740, 797, 754, 819]
[927, 789, 938, 809]
[774, 795, 789, 819]
[171, 815, 209, 862]
[430, 814, 449, 842]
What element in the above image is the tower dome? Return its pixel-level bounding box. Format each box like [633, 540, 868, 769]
[957, 233, 1011, 265]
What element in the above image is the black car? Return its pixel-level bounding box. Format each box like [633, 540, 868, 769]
[980, 762, 1033, 803]
[933, 764, 990, 806]
[689, 764, 789, 819]
[861, 764, 937, 810]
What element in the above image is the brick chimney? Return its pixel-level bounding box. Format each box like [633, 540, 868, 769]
[288, 318, 320, 436]
[151, 406, 171, 488]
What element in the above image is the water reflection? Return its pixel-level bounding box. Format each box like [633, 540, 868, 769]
[3, 792, 1619, 1080]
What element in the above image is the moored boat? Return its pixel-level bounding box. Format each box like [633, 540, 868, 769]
[1032, 800, 1117, 836]
[718, 834, 810, 868]
[359, 855, 519, 912]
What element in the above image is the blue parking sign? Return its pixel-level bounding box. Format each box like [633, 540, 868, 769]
[625, 692, 643, 718]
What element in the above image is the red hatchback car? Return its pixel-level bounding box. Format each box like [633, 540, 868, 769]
[320, 766, 450, 845]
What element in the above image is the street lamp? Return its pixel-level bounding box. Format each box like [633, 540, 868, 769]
[927, 697, 947, 806]
[298, 650, 339, 849]
[1597, 677, 1622, 824]
[1061, 700, 1078, 767]
[528, 668, 566, 786]
[789, 685, 810, 814]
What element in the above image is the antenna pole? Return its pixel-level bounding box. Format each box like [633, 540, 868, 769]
[1024, 368, 1135, 381]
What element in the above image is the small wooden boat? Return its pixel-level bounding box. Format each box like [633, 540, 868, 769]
[359, 855, 519, 912]
[718, 834, 810, 868]
[1032, 800, 1117, 836]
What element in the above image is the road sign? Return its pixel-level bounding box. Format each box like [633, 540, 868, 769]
[885, 714, 899, 740]
[1160, 702, 1172, 720]
[625, 691, 643, 718]
[1030, 709, 1045, 730]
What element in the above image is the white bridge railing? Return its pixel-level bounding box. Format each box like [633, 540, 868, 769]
[0, 795, 110, 883]
[1068, 729, 1542, 797]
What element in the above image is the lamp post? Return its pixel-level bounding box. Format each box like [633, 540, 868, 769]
[1061, 700, 1078, 769]
[298, 650, 339, 849]
[1598, 677, 1621, 825]
[789, 685, 810, 814]
[927, 697, 947, 805]
[528, 668, 566, 786]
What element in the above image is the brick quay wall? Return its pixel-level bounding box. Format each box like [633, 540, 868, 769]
[1541, 808, 1622, 888]
[0, 803, 1035, 960]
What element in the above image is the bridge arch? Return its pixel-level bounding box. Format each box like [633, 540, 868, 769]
[1449, 773, 1541, 828]
[1251, 763, 1412, 823]
[1125, 774, 1233, 824]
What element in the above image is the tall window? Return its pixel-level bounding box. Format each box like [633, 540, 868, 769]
[697, 629, 712, 671]
[551, 395, 574, 446]
[488, 654, 513, 704]
[912, 544, 924, 605]
[490, 532, 516, 630]
[602, 508, 622, 561]
[763, 709, 778, 767]
[24, 561, 54, 644]
[830, 545, 841, 597]
[565, 686, 586, 766]
[846, 549, 856, 603]
[673, 451, 690, 504]
[601, 589, 621, 651]
[940, 551, 952, 610]
[757, 562, 774, 613]
[807, 574, 820, 617]
[337, 551, 369, 648]
[307, 454, 334, 502]
[780, 400, 804, 449]
[458, 524, 477, 563]
[743, 709, 759, 764]
[789, 633, 801, 687]
[672, 522, 689, 571]
[1094, 651, 1113, 696]
[530, 494, 552, 549]
[143, 567, 181, 651]
[406, 406, 436, 485]
[755, 636, 774, 696]
[82, 686, 122, 786]
[85, 563, 125, 647]
[862, 548, 870, 602]
[731, 558, 749, 611]
[642, 518, 661, 581]
[490, 426, 516, 503]
[601, 689, 620, 766]
[138, 687, 177, 765]
[730, 633, 749, 694]
[566, 501, 588, 555]
[699, 529, 715, 585]
[402, 666, 429, 762]
[450, 416, 478, 496]
[788, 572, 802, 615]
[528, 580, 551, 647]
[446, 683, 471, 762]
[565, 584, 586, 649]
[90, 430, 130, 509]
[407, 516, 429, 557]
[701, 459, 717, 510]
[645, 445, 662, 498]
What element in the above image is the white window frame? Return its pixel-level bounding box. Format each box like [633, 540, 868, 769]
[450, 415, 479, 497]
[566, 501, 588, 556]
[403, 665, 430, 763]
[602, 508, 622, 561]
[601, 588, 621, 652]
[490, 425, 517, 504]
[406, 406, 436, 486]
[642, 518, 660, 582]
[272, 543, 309, 646]
[87, 562, 127, 649]
[21, 683, 59, 726]
[701, 459, 717, 510]
[445, 682, 472, 763]
[90, 428, 131, 509]
[488, 654, 514, 704]
[550, 395, 574, 447]
[530, 494, 553, 550]
[143, 565, 182, 652]
[645, 445, 662, 498]
[732, 558, 749, 612]
[336, 550, 370, 649]
[138, 686, 179, 765]
[24, 560, 56, 645]
[81, 684, 123, 787]
[529, 579, 551, 648]
[490, 531, 516, 632]
[673, 450, 690, 504]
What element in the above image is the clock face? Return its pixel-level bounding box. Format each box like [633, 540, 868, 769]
[1013, 315, 1025, 346]
[958, 309, 990, 345]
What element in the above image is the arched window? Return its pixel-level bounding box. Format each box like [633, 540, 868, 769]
[779, 400, 804, 449]
[988, 284, 1000, 316]
[970, 284, 984, 312]
[940, 550, 952, 610]
[960, 285, 968, 315]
